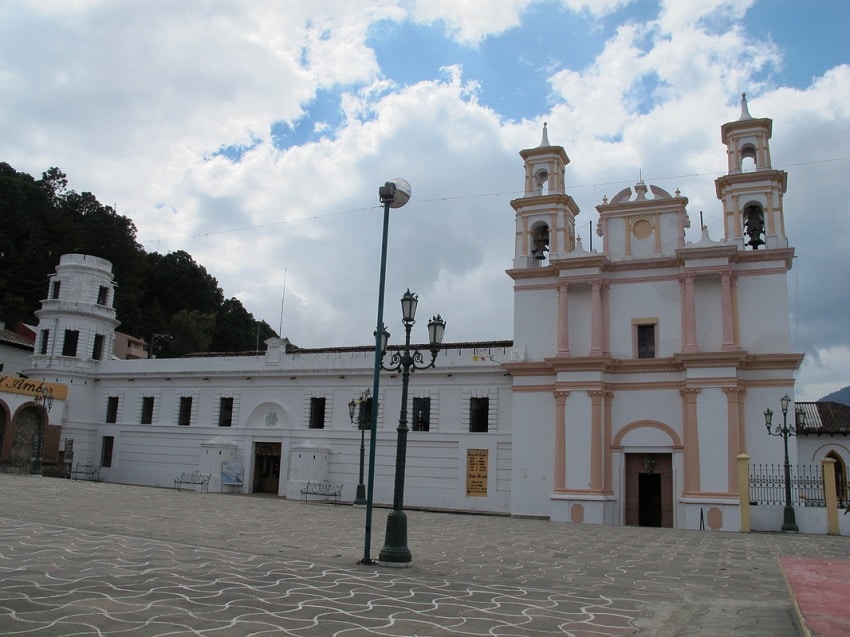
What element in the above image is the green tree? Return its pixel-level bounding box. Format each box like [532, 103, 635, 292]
[212, 297, 277, 352]
[162, 309, 216, 357]
[0, 162, 277, 354]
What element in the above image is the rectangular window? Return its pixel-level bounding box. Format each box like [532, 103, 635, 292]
[636, 324, 656, 359]
[62, 329, 79, 357]
[178, 396, 192, 426]
[92, 334, 105, 360]
[219, 397, 234, 427]
[412, 397, 431, 431]
[39, 329, 49, 355]
[101, 436, 114, 468]
[51, 280, 61, 299]
[141, 396, 154, 424]
[106, 396, 119, 423]
[309, 397, 326, 429]
[97, 286, 109, 305]
[470, 397, 489, 433]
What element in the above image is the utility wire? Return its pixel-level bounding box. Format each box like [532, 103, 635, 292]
[140, 155, 850, 245]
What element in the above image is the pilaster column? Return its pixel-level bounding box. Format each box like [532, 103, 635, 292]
[553, 391, 569, 491]
[557, 283, 570, 356]
[720, 271, 737, 351]
[724, 387, 745, 493]
[590, 280, 603, 355]
[679, 273, 698, 353]
[588, 390, 605, 491]
[603, 390, 614, 493]
[680, 387, 701, 494]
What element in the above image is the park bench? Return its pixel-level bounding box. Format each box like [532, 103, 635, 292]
[70, 461, 100, 481]
[300, 480, 343, 504]
[173, 471, 211, 493]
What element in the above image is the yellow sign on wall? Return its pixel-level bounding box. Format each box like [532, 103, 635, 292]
[0, 375, 68, 400]
[466, 448, 488, 497]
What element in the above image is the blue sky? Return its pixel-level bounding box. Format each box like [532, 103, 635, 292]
[0, 0, 848, 399]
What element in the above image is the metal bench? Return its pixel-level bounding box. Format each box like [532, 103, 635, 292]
[300, 480, 343, 504]
[70, 461, 100, 481]
[173, 471, 211, 493]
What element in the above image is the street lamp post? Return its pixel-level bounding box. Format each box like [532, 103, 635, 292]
[30, 384, 54, 475]
[149, 333, 172, 359]
[378, 290, 445, 566]
[763, 393, 805, 533]
[361, 179, 412, 565]
[348, 389, 371, 506]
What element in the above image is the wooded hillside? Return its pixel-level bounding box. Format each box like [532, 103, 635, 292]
[0, 163, 277, 356]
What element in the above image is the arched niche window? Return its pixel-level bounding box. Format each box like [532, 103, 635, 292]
[740, 143, 757, 172]
[531, 222, 550, 261]
[825, 451, 848, 506]
[743, 203, 765, 249]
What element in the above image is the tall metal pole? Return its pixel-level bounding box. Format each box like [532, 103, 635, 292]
[360, 197, 392, 565]
[378, 318, 414, 564]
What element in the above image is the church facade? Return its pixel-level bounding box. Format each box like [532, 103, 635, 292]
[1, 97, 819, 532]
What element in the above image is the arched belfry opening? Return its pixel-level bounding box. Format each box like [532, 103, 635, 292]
[744, 203, 765, 249]
[534, 167, 549, 195]
[531, 222, 550, 261]
[740, 143, 758, 172]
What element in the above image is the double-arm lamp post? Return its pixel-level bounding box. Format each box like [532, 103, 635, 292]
[377, 290, 445, 565]
[31, 384, 54, 475]
[348, 389, 371, 506]
[763, 393, 806, 533]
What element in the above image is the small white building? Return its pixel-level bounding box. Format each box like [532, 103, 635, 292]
[2, 97, 838, 533]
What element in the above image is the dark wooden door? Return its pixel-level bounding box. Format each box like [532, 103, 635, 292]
[253, 442, 281, 494]
[625, 453, 673, 527]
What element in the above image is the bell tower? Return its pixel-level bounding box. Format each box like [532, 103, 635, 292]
[715, 94, 788, 249]
[510, 123, 580, 268]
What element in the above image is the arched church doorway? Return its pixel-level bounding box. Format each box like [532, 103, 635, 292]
[253, 442, 281, 494]
[625, 453, 673, 527]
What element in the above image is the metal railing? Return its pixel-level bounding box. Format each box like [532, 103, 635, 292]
[749, 463, 849, 507]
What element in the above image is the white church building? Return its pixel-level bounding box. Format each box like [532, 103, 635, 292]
[2, 97, 828, 532]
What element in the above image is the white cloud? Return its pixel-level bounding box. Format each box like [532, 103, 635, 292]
[410, 0, 533, 45]
[1, 0, 848, 397]
[797, 346, 850, 401]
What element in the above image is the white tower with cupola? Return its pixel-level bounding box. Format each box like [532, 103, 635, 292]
[29, 254, 119, 377]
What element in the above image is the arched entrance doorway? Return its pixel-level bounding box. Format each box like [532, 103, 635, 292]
[825, 451, 848, 507]
[625, 453, 673, 527]
[8, 406, 43, 471]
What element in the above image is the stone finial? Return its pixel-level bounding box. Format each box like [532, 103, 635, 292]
[739, 92, 753, 120]
[539, 122, 550, 147]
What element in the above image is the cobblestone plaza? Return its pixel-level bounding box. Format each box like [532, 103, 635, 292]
[0, 474, 846, 635]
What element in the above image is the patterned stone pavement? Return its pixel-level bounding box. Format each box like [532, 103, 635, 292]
[0, 475, 846, 636]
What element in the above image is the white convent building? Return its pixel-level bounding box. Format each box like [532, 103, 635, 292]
[2, 97, 822, 532]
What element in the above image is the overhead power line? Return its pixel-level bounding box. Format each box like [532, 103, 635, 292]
[140, 155, 849, 246]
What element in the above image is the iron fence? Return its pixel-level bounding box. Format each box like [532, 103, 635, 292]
[749, 463, 850, 508]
